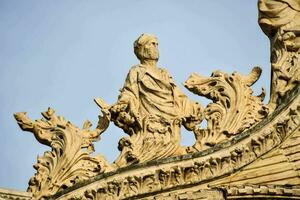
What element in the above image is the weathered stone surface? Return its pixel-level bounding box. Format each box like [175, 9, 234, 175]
[0, 188, 32, 200]
[14, 108, 112, 199]
[259, 0, 300, 111]
[10, 0, 300, 199]
[51, 86, 300, 200]
[222, 185, 300, 199]
[185, 67, 268, 151]
[109, 34, 204, 167]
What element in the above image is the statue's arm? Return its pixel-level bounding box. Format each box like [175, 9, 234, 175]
[110, 67, 141, 132]
[118, 67, 139, 106]
[176, 88, 204, 131]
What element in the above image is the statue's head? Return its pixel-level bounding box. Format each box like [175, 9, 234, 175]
[134, 34, 159, 62]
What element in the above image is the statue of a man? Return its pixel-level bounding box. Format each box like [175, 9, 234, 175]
[110, 34, 203, 167]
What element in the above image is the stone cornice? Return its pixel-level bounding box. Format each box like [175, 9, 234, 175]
[0, 188, 32, 200]
[221, 185, 300, 199]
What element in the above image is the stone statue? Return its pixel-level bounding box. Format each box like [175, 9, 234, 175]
[259, 0, 300, 37]
[259, 0, 300, 110]
[15, 33, 271, 199]
[109, 34, 204, 167]
[12, 2, 300, 199]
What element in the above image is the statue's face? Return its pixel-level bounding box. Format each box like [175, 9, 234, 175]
[141, 38, 159, 61]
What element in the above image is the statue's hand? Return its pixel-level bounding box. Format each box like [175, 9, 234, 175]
[183, 116, 200, 131]
[110, 102, 128, 113]
[118, 111, 135, 125]
[183, 109, 204, 131]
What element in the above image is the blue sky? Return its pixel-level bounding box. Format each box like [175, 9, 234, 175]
[0, 0, 270, 191]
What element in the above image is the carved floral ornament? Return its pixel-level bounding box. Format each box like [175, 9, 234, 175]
[52, 90, 300, 200]
[14, 1, 300, 199]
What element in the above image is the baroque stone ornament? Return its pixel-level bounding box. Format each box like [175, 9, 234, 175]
[185, 67, 269, 151]
[106, 34, 204, 167]
[259, 0, 300, 111]
[51, 86, 300, 200]
[14, 108, 112, 199]
[10, 1, 300, 199]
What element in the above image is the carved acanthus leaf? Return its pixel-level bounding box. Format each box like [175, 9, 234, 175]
[54, 93, 300, 199]
[185, 67, 269, 150]
[14, 108, 112, 200]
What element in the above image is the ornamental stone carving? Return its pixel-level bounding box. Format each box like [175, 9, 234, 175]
[52, 87, 300, 200]
[259, 0, 300, 111]
[185, 67, 269, 151]
[108, 34, 204, 167]
[8, 0, 300, 199]
[14, 108, 112, 199]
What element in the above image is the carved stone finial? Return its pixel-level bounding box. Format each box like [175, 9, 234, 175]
[185, 67, 269, 151]
[14, 108, 112, 199]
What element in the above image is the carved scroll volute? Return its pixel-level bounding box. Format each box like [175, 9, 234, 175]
[185, 67, 268, 150]
[14, 108, 112, 200]
[258, 0, 300, 110]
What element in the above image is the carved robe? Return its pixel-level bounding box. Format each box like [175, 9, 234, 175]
[112, 64, 203, 166]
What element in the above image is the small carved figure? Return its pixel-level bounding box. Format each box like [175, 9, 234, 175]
[109, 34, 204, 166]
